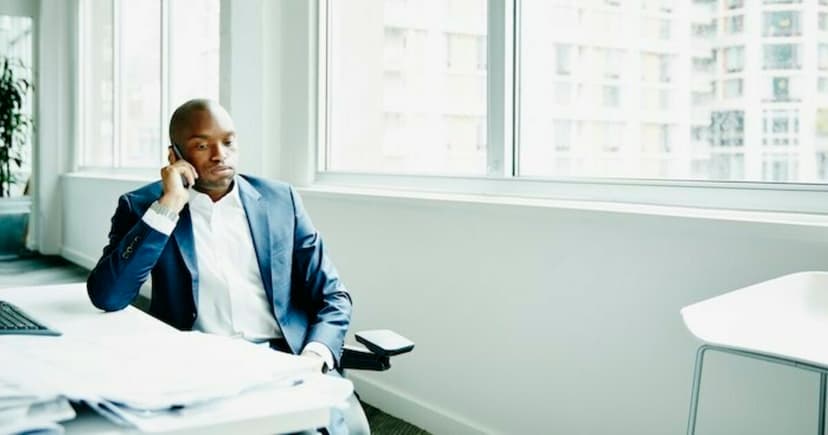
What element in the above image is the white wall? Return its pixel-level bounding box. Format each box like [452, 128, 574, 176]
[60, 173, 150, 268]
[298, 192, 828, 435]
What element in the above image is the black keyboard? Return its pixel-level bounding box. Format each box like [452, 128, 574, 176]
[0, 300, 61, 336]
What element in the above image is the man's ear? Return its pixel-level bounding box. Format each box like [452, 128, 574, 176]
[167, 146, 177, 165]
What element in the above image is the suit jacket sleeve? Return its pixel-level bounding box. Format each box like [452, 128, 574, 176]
[289, 186, 352, 366]
[87, 194, 172, 312]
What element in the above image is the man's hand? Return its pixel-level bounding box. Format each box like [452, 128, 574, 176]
[301, 348, 330, 374]
[158, 159, 197, 213]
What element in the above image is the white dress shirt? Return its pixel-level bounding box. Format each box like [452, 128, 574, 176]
[142, 180, 333, 369]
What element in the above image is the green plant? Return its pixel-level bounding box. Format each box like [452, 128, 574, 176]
[0, 57, 32, 198]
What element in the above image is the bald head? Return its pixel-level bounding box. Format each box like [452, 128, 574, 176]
[168, 99, 231, 146]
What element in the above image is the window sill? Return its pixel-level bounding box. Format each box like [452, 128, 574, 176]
[64, 169, 157, 183]
[300, 183, 828, 229]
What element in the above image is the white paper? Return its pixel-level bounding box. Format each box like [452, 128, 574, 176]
[95, 373, 353, 433]
[0, 331, 319, 409]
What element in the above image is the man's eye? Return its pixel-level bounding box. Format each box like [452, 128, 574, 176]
[195, 143, 208, 150]
[224, 141, 235, 147]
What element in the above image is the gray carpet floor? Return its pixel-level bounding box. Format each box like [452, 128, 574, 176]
[0, 254, 429, 435]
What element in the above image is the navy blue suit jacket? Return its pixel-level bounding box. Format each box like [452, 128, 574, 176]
[87, 175, 352, 365]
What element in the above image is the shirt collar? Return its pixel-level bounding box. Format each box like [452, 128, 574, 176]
[188, 177, 243, 212]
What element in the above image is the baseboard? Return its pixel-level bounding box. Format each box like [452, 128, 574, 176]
[349, 372, 492, 435]
[60, 246, 96, 270]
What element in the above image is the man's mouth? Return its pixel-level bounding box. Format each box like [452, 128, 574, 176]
[210, 166, 234, 175]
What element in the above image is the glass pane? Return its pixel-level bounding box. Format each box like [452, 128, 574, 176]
[169, 0, 220, 108]
[81, 0, 114, 168]
[518, 1, 828, 183]
[0, 15, 33, 195]
[327, 0, 487, 175]
[120, 0, 161, 167]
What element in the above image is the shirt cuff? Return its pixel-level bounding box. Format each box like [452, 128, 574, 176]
[142, 206, 178, 236]
[302, 341, 334, 371]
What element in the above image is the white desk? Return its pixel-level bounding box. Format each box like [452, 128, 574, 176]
[0, 283, 347, 434]
[681, 271, 828, 435]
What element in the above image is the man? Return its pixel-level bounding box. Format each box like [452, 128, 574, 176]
[87, 99, 367, 434]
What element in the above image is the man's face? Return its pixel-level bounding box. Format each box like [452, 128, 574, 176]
[177, 106, 238, 193]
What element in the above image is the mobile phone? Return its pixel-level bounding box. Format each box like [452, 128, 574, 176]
[170, 143, 190, 188]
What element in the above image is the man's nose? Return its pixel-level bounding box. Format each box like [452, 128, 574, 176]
[210, 143, 226, 161]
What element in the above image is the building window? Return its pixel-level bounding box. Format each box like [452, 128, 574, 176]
[763, 44, 801, 70]
[602, 85, 620, 108]
[821, 44, 828, 70]
[603, 48, 623, 78]
[724, 78, 742, 98]
[762, 154, 798, 181]
[711, 111, 744, 148]
[553, 120, 571, 151]
[553, 82, 571, 105]
[723, 46, 744, 72]
[446, 33, 486, 72]
[725, 15, 744, 35]
[555, 44, 572, 76]
[79, 0, 220, 168]
[327, 0, 488, 175]
[819, 77, 828, 94]
[772, 77, 790, 101]
[763, 11, 801, 37]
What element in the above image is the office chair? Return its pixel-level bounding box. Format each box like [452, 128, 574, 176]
[681, 271, 828, 435]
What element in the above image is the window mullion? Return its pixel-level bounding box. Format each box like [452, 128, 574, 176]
[317, 0, 330, 173]
[161, 0, 170, 164]
[113, 0, 122, 168]
[486, 0, 515, 178]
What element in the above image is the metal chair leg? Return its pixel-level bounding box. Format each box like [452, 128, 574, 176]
[687, 345, 709, 435]
[819, 373, 826, 435]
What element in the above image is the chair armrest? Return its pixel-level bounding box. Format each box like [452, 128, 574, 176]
[341, 342, 391, 371]
[340, 329, 415, 371]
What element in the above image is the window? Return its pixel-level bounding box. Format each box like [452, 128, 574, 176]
[819, 77, 828, 94]
[320, 0, 828, 201]
[724, 79, 742, 98]
[79, 0, 220, 168]
[711, 111, 744, 148]
[693, 20, 716, 39]
[763, 11, 801, 37]
[771, 77, 790, 101]
[555, 44, 572, 76]
[821, 44, 828, 70]
[326, 0, 487, 175]
[602, 85, 620, 108]
[763, 44, 800, 70]
[0, 15, 32, 196]
[723, 46, 744, 72]
[641, 18, 670, 41]
[725, 15, 744, 35]
[447, 33, 486, 72]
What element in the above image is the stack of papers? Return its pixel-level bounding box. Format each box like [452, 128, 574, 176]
[0, 379, 75, 435]
[0, 331, 353, 432]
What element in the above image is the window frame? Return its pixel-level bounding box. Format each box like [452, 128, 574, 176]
[76, 0, 207, 171]
[315, 0, 828, 215]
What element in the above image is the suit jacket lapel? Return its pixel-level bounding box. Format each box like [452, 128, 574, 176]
[237, 178, 275, 307]
[172, 205, 199, 304]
